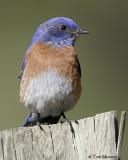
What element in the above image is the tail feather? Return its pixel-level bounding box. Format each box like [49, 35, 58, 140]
[22, 112, 33, 127]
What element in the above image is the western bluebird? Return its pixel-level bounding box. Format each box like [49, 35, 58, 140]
[19, 17, 88, 127]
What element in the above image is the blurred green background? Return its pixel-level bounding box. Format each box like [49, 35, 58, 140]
[0, 0, 127, 159]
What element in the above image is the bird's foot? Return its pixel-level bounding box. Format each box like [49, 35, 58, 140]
[61, 112, 79, 138]
[35, 121, 46, 134]
[61, 112, 79, 124]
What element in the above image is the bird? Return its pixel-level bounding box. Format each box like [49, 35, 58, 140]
[19, 17, 88, 127]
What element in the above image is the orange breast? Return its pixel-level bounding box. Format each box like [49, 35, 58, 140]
[20, 43, 81, 103]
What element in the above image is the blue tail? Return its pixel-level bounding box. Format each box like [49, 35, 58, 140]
[22, 112, 32, 127]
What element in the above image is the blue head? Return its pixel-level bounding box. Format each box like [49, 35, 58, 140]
[31, 17, 88, 48]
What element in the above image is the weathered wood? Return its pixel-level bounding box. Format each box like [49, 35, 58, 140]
[0, 111, 126, 160]
[117, 111, 126, 160]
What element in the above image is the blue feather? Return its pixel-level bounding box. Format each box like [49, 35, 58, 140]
[22, 112, 32, 127]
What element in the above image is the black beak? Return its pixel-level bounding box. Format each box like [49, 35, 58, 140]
[78, 29, 89, 34]
[71, 29, 89, 35]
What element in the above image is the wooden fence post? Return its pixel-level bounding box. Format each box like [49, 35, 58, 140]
[0, 111, 126, 160]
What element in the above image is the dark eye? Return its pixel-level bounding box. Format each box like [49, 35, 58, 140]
[60, 25, 67, 30]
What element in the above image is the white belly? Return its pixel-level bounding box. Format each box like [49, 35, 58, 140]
[23, 71, 77, 117]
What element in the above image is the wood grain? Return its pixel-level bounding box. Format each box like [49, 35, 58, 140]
[0, 111, 125, 160]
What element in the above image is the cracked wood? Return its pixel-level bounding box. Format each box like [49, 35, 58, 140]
[0, 111, 125, 160]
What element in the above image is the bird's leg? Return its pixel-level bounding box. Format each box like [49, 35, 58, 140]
[61, 112, 79, 124]
[28, 112, 43, 128]
[35, 113, 40, 125]
[36, 113, 43, 127]
[36, 113, 46, 133]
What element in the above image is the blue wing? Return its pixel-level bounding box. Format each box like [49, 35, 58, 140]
[18, 45, 31, 80]
[18, 56, 26, 80]
[76, 57, 81, 77]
